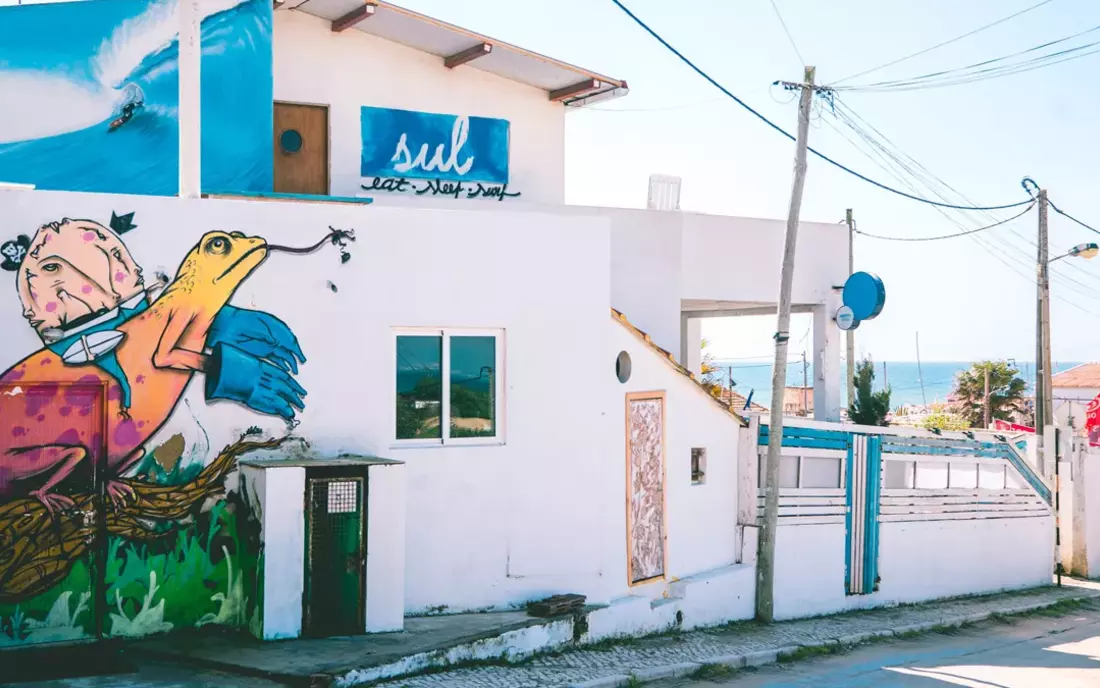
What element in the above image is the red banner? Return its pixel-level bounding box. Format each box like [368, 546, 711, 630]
[991, 418, 1035, 434]
[1087, 392, 1100, 447]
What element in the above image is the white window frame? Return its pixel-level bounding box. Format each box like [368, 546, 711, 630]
[392, 327, 505, 448]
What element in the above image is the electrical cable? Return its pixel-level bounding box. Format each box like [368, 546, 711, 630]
[852, 203, 1035, 241]
[820, 100, 1100, 316]
[833, 0, 1058, 84]
[1050, 200, 1100, 235]
[768, 0, 805, 67]
[609, 0, 1033, 212]
[836, 22, 1100, 91]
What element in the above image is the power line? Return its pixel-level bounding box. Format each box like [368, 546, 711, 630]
[842, 24, 1100, 90]
[1049, 199, 1100, 235]
[608, 0, 1033, 212]
[767, 0, 805, 67]
[819, 98, 1100, 317]
[836, 37, 1100, 92]
[833, 0, 1059, 84]
[853, 203, 1035, 241]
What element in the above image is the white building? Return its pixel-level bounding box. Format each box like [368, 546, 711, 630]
[1053, 363, 1100, 430]
[0, 0, 1054, 654]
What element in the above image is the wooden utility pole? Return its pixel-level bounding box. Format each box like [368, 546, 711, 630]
[990, 367, 998, 427]
[802, 351, 809, 416]
[1036, 189, 1051, 473]
[845, 209, 856, 410]
[758, 65, 815, 624]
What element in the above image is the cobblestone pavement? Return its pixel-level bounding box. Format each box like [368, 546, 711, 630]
[376, 581, 1100, 688]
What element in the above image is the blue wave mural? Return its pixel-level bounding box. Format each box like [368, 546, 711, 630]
[0, 0, 273, 196]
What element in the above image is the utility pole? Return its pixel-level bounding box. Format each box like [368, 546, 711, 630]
[802, 351, 809, 416]
[883, 361, 888, 389]
[1036, 189, 1051, 473]
[845, 209, 856, 410]
[728, 366, 734, 410]
[990, 365, 998, 429]
[758, 65, 815, 624]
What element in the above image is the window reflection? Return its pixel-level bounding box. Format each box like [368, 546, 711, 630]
[450, 336, 496, 438]
[396, 335, 442, 439]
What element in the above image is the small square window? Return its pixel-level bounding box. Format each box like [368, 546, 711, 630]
[691, 448, 707, 485]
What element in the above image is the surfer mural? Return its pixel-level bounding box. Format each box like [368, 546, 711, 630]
[0, 213, 355, 645]
[0, 0, 272, 195]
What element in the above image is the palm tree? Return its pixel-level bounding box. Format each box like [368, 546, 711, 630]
[952, 361, 1026, 427]
[699, 338, 725, 399]
[849, 359, 891, 426]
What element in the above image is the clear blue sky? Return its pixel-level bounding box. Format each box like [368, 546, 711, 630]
[394, 0, 1100, 364]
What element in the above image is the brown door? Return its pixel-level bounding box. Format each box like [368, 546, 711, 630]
[274, 103, 329, 195]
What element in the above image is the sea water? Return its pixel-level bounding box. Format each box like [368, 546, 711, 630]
[712, 360, 1083, 408]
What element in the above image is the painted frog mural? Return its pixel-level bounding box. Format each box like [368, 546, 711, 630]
[0, 213, 354, 643]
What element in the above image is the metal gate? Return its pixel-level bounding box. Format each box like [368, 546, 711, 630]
[304, 476, 365, 637]
[846, 434, 882, 595]
[0, 381, 108, 646]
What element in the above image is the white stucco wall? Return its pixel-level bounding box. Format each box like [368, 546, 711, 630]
[606, 319, 745, 596]
[366, 462, 407, 632]
[272, 10, 565, 203]
[680, 215, 848, 307]
[772, 516, 1054, 620]
[0, 188, 610, 615]
[246, 465, 307, 640]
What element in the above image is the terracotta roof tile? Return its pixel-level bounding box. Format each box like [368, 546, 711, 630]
[1052, 363, 1100, 388]
[611, 308, 748, 426]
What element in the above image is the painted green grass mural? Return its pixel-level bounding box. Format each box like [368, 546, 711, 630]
[0, 434, 279, 646]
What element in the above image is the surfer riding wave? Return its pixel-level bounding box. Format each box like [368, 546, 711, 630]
[108, 83, 145, 132]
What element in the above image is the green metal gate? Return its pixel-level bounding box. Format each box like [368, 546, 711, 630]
[304, 476, 365, 636]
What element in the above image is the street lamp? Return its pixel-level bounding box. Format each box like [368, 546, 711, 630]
[1036, 240, 1099, 449]
[1051, 242, 1100, 263]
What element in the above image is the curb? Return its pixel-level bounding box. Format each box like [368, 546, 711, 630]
[555, 588, 1100, 688]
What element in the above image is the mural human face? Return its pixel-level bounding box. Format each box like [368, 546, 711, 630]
[16, 218, 144, 334]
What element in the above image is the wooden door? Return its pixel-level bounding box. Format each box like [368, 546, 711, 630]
[273, 103, 329, 195]
[626, 392, 666, 585]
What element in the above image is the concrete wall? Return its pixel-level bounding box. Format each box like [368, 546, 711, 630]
[366, 462, 407, 632]
[273, 11, 565, 203]
[1054, 386, 1099, 429]
[680, 215, 848, 307]
[0, 188, 610, 616]
[607, 319, 750, 613]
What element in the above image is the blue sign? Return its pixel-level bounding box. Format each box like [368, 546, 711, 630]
[842, 272, 886, 322]
[360, 107, 510, 185]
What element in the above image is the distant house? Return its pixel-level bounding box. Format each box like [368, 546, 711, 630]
[717, 387, 768, 413]
[783, 386, 814, 416]
[1052, 363, 1100, 429]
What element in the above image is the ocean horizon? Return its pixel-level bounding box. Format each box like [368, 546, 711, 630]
[711, 360, 1084, 409]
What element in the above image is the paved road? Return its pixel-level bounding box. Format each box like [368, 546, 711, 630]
[651, 601, 1100, 688]
[3, 659, 283, 688]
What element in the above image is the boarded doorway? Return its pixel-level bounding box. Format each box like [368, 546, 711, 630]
[273, 102, 329, 195]
[626, 391, 666, 585]
[304, 474, 365, 636]
[0, 381, 108, 646]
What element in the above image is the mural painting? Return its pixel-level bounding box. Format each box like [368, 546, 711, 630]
[626, 393, 665, 585]
[0, 215, 354, 645]
[0, 0, 273, 195]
